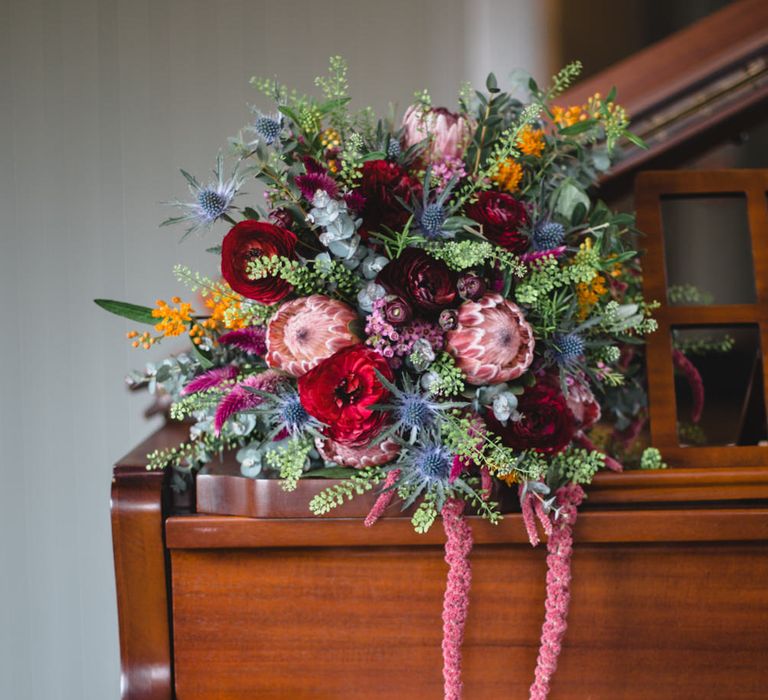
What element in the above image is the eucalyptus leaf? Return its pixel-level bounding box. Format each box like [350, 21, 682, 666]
[553, 181, 590, 220]
[559, 119, 599, 136]
[190, 343, 214, 369]
[94, 299, 156, 325]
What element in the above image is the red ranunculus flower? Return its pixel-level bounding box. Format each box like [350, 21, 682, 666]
[297, 345, 393, 446]
[356, 159, 421, 236]
[466, 191, 529, 253]
[221, 221, 298, 304]
[376, 247, 457, 314]
[485, 382, 576, 454]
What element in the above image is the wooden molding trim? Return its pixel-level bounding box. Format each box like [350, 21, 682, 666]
[165, 506, 768, 550]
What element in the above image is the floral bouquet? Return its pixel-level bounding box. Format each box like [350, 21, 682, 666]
[97, 57, 661, 699]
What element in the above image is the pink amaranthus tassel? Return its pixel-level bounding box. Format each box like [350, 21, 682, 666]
[364, 469, 401, 527]
[441, 498, 473, 700]
[529, 483, 585, 700]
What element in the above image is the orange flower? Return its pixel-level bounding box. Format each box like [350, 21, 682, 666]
[517, 126, 545, 157]
[551, 104, 586, 129]
[576, 274, 608, 319]
[492, 158, 523, 193]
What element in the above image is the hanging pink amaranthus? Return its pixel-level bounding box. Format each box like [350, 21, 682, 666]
[441, 498, 473, 700]
[363, 468, 401, 527]
[528, 483, 585, 700]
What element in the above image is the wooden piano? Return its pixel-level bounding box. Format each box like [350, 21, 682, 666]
[112, 2, 768, 697]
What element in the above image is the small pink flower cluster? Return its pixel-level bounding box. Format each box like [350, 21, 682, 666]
[431, 156, 467, 193]
[365, 296, 444, 368]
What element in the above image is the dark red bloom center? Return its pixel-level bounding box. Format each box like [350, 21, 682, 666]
[335, 373, 363, 407]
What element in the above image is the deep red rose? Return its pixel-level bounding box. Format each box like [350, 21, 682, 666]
[376, 248, 457, 314]
[485, 382, 576, 454]
[466, 191, 530, 253]
[356, 160, 421, 236]
[221, 221, 298, 304]
[297, 345, 394, 446]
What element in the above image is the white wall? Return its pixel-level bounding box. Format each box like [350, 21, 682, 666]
[0, 1, 545, 697]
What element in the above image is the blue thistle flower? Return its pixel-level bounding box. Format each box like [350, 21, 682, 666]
[412, 444, 452, 484]
[162, 153, 241, 238]
[420, 203, 447, 239]
[533, 221, 565, 251]
[374, 371, 465, 444]
[387, 138, 401, 159]
[252, 112, 283, 145]
[197, 189, 229, 221]
[278, 392, 311, 434]
[552, 332, 585, 365]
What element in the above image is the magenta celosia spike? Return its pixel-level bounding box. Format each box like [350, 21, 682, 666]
[218, 326, 267, 355]
[180, 365, 239, 396]
[528, 484, 584, 700]
[672, 348, 705, 423]
[441, 498, 473, 700]
[364, 469, 401, 527]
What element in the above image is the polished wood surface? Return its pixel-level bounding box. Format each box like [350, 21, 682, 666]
[169, 525, 768, 699]
[637, 169, 768, 468]
[561, 0, 768, 193]
[112, 468, 172, 699]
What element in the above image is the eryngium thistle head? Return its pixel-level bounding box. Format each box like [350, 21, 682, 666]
[279, 391, 311, 432]
[387, 138, 402, 159]
[197, 189, 229, 221]
[552, 332, 585, 365]
[420, 203, 447, 238]
[533, 221, 565, 251]
[253, 113, 283, 145]
[413, 445, 452, 483]
[396, 394, 434, 431]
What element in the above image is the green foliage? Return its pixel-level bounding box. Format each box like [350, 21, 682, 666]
[266, 436, 314, 491]
[247, 255, 361, 300]
[94, 299, 156, 325]
[411, 494, 438, 534]
[368, 216, 422, 259]
[427, 353, 466, 397]
[640, 447, 667, 470]
[170, 389, 224, 421]
[147, 432, 238, 472]
[314, 55, 351, 133]
[308, 468, 385, 515]
[668, 284, 714, 306]
[424, 239, 526, 277]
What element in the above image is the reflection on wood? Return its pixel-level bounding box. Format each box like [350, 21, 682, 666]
[637, 169, 768, 466]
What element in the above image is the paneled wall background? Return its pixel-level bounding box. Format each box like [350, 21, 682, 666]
[0, 1, 547, 697]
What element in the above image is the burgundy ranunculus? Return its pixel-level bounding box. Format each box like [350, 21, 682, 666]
[466, 191, 530, 253]
[376, 248, 457, 314]
[297, 345, 394, 446]
[355, 160, 421, 236]
[221, 221, 298, 304]
[485, 382, 576, 454]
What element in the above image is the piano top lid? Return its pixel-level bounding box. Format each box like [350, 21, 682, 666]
[560, 0, 768, 189]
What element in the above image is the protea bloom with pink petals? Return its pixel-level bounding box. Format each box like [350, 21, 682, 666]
[266, 294, 361, 377]
[401, 105, 472, 162]
[315, 436, 400, 469]
[445, 294, 535, 385]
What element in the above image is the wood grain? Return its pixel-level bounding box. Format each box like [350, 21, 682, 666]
[561, 0, 768, 194]
[112, 427, 184, 699]
[170, 541, 768, 699]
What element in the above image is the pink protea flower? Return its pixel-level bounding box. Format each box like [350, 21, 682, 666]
[315, 436, 400, 468]
[401, 105, 472, 161]
[213, 370, 286, 434]
[445, 293, 535, 385]
[563, 374, 601, 430]
[265, 295, 361, 377]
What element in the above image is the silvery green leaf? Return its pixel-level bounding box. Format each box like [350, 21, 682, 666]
[552, 180, 590, 220]
[361, 255, 389, 280]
